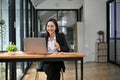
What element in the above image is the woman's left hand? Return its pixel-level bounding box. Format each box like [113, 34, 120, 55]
[54, 42, 61, 51]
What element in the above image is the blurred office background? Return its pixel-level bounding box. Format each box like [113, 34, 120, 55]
[0, 0, 120, 80]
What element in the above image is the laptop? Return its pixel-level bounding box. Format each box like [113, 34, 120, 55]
[24, 38, 48, 55]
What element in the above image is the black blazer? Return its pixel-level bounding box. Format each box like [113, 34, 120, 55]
[40, 33, 69, 72]
[45, 33, 69, 52]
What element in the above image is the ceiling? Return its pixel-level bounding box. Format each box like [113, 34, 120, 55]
[31, 0, 83, 9]
[31, 0, 82, 31]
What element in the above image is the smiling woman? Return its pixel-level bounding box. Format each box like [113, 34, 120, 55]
[38, 18, 70, 80]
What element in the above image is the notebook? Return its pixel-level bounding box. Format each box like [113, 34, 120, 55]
[24, 38, 48, 55]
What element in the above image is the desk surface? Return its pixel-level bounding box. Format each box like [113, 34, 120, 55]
[0, 52, 85, 80]
[0, 52, 85, 59]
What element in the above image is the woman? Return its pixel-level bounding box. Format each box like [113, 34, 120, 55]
[42, 18, 69, 80]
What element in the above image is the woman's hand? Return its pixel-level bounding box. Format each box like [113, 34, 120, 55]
[54, 42, 61, 51]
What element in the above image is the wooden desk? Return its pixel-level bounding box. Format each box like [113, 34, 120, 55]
[0, 52, 85, 80]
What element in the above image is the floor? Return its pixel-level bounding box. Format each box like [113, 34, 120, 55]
[22, 62, 120, 80]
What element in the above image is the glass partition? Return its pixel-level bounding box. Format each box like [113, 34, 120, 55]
[0, 0, 9, 51]
[108, 0, 120, 65]
[0, 0, 9, 80]
[109, 2, 115, 62]
[116, 2, 120, 65]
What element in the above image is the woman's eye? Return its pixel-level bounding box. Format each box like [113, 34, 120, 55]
[47, 25, 54, 28]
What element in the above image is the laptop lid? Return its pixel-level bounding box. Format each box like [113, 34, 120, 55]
[24, 38, 47, 55]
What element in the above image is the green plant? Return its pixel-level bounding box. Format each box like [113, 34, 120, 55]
[6, 43, 18, 52]
[97, 31, 104, 35]
[0, 65, 5, 70]
[0, 17, 5, 25]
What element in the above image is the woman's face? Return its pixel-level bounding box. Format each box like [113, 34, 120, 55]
[46, 21, 56, 35]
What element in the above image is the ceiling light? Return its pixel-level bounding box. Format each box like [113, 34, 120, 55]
[68, 0, 72, 1]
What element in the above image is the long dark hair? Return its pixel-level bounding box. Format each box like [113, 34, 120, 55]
[45, 18, 59, 36]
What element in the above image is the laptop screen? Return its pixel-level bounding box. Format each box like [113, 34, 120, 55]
[24, 38, 48, 55]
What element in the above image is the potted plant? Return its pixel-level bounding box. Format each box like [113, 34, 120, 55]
[97, 30, 104, 42]
[6, 42, 18, 54]
[97, 30, 104, 35]
[0, 17, 5, 25]
[70, 41, 74, 51]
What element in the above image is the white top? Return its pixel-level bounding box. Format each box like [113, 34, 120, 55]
[47, 36, 57, 53]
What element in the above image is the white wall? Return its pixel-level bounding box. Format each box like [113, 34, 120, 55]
[76, 22, 84, 53]
[83, 0, 107, 62]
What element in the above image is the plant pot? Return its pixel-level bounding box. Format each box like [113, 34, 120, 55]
[9, 52, 15, 55]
